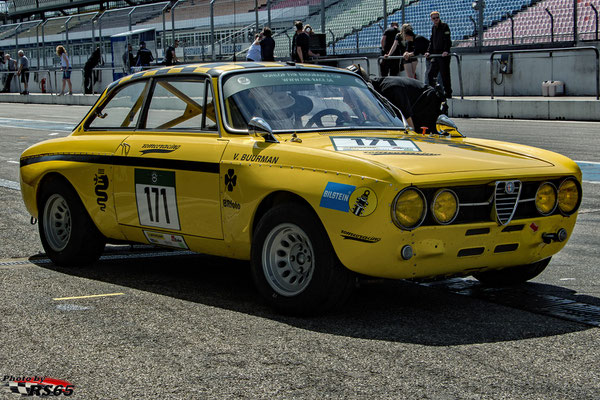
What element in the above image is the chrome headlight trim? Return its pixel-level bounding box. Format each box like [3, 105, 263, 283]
[535, 181, 558, 216]
[431, 189, 460, 225]
[391, 187, 427, 231]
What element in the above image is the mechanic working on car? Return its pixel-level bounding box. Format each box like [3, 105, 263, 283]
[347, 64, 446, 134]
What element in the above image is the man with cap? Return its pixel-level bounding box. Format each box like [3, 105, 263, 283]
[347, 64, 446, 134]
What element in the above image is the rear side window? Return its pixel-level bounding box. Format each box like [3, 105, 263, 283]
[88, 80, 148, 129]
[144, 78, 217, 131]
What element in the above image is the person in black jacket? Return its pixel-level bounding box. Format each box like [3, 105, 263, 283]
[84, 46, 102, 94]
[424, 11, 452, 98]
[380, 22, 400, 76]
[347, 64, 446, 134]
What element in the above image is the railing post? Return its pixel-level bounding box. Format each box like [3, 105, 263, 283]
[210, 0, 216, 61]
[545, 8, 554, 43]
[591, 3, 598, 41]
[573, 0, 578, 43]
[508, 14, 514, 45]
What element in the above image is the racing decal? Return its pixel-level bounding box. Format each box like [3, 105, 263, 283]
[320, 183, 377, 217]
[331, 137, 421, 152]
[349, 187, 377, 217]
[530, 222, 539, 232]
[143, 230, 189, 249]
[135, 169, 181, 230]
[140, 144, 181, 155]
[118, 142, 131, 155]
[320, 182, 355, 212]
[225, 169, 237, 192]
[364, 151, 440, 156]
[94, 169, 109, 212]
[340, 230, 381, 243]
[233, 153, 279, 164]
[223, 199, 241, 209]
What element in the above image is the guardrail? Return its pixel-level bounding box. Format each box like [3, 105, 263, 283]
[377, 53, 464, 99]
[490, 47, 600, 100]
[0, 69, 56, 94]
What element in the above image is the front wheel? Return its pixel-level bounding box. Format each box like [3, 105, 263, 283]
[251, 204, 355, 315]
[38, 178, 106, 267]
[472, 257, 551, 287]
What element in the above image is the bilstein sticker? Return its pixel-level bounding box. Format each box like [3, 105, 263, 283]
[143, 230, 189, 249]
[349, 187, 377, 216]
[320, 183, 377, 217]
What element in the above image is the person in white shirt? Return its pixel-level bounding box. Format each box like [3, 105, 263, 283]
[246, 34, 262, 62]
[56, 45, 73, 95]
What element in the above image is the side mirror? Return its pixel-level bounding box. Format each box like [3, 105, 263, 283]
[248, 117, 279, 143]
[436, 115, 464, 137]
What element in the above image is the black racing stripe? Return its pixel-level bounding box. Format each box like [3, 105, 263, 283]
[181, 66, 200, 73]
[20, 154, 219, 173]
[154, 68, 172, 76]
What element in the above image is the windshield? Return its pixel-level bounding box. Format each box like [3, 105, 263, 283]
[222, 69, 405, 132]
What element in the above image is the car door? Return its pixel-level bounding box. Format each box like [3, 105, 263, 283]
[112, 75, 227, 243]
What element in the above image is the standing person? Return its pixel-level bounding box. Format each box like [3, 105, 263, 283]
[56, 45, 73, 95]
[259, 27, 275, 62]
[136, 41, 154, 67]
[246, 34, 262, 62]
[164, 39, 179, 66]
[83, 46, 102, 94]
[122, 44, 135, 74]
[424, 11, 452, 98]
[347, 64, 446, 134]
[291, 21, 318, 63]
[1, 53, 17, 93]
[380, 21, 400, 76]
[402, 27, 429, 79]
[383, 23, 407, 76]
[16, 50, 30, 95]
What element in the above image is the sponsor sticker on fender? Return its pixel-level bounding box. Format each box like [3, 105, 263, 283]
[143, 230, 189, 249]
[320, 183, 377, 216]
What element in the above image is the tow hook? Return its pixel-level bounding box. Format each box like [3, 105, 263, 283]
[30, 217, 37, 225]
[542, 228, 567, 244]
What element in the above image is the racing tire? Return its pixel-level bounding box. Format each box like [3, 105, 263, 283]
[472, 257, 551, 287]
[38, 178, 106, 267]
[251, 204, 355, 315]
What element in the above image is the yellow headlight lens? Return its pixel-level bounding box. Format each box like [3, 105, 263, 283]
[432, 189, 459, 224]
[558, 179, 580, 214]
[535, 182, 557, 215]
[393, 188, 426, 229]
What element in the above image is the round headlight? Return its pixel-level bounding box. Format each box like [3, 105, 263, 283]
[558, 178, 580, 215]
[432, 189, 459, 224]
[392, 188, 426, 230]
[535, 182, 557, 215]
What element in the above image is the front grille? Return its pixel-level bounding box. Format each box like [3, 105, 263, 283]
[494, 180, 522, 225]
[416, 176, 577, 227]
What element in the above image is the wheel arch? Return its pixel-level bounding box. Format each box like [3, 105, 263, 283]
[252, 191, 323, 238]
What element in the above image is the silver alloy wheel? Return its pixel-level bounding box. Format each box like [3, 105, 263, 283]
[262, 223, 315, 296]
[43, 193, 72, 252]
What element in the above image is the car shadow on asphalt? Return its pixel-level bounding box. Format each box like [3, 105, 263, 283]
[32, 249, 595, 346]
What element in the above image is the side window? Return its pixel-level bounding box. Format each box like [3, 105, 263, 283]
[145, 78, 217, 131]
[88, 81, 148, 129]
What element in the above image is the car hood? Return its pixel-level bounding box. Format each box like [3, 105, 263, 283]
[299, 132, 554, 175]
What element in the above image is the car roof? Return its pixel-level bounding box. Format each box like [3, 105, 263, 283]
[109, 61, 344, 91]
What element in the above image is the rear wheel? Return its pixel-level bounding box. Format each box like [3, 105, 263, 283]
[38, 178, 105, 266]
[251, 204, 355, 315]
[473, 257, 551, 286]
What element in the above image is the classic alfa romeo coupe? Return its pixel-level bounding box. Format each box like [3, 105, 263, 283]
[20, 62, 581, 313]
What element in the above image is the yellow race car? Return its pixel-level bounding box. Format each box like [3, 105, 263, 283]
[19, 62, 581, 314]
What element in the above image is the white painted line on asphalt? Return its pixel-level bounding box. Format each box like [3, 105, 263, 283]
[48, 132, 60, 136]
[7, 160, 19, 164]
[0, 178, 20, 190]
[53, 293, 124, 301]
